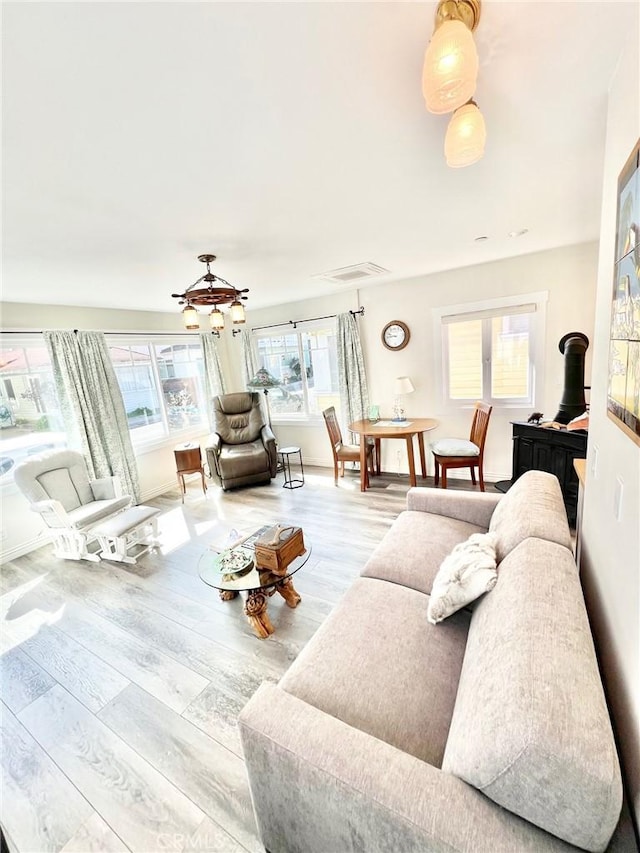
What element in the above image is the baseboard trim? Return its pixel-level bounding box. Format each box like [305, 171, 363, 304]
[139, 481, 180, 502]
[1, 533, 53, 563]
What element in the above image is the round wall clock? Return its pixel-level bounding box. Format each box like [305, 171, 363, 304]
[381, 320, 410, 351]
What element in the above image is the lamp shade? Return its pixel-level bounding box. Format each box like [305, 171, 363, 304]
[394, 376, 415, 395]
[182, 304, 199, 330]
[422, 19, 479, 115]
[247, 368, 281, 389]
[209, 307, 225, 329]
[230, 300, 246, 324]
[445, 101, 486, 167]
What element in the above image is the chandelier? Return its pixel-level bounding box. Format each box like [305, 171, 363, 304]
[172, 254, 248, 332]
[422, 0, 486, 168]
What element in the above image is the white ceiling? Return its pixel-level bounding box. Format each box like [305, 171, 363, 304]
[2, 1, 637, 315]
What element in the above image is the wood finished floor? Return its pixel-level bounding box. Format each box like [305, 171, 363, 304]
[1, 467, 496, 853]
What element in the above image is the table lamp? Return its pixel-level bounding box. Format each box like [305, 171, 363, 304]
[247, 367, 281, 428]
[393, 376, 415, 423]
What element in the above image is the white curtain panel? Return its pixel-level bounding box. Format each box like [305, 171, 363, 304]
[336, 312, 370, 438]
[44, 330, 140, 501]
[199, 332, 226, 429]
[240, 328, 258, 389]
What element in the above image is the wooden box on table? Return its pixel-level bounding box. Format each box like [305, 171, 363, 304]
[254, 525, 305, 575]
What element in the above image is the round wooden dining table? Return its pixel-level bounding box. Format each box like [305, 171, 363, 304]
[348, 418, 439, 492]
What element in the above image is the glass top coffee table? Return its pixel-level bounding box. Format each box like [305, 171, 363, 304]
[198, 525, 311, 639]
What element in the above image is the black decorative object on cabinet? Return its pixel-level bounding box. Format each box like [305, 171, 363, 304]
[510, 422, 587, 526]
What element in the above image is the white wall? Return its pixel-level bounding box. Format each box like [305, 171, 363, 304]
[235, 243, 598, 478]
[580, 26, 640, 830]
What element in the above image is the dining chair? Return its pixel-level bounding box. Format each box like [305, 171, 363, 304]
[431, 401, 493, 491]
[322, 407, 375, 487]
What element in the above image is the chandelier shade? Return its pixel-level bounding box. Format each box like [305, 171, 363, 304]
[182, 304, 200, 331]
[209, 307, 225, 329]
[172, 254, 249, 331]
[422, 19, 479, 115]
[444, 100, 486, 167]
[229, 299, 246, 325]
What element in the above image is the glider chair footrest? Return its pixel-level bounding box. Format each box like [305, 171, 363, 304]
[90, 505, 160, 564]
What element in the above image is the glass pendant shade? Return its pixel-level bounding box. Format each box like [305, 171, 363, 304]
[182, 304, 199, 330]
[209, 307, 225, 329]
[445, 101, 486, 167]
[230, 300, 246, 324]
[422, 20, 479, 115]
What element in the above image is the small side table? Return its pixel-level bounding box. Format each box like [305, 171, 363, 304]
[174, 443, 207, 503]
[278, 446, 305, 489]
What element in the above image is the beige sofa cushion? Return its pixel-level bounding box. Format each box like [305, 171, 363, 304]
[280, 577, 470, 767]
[361, 510, 486, 596]
[488, 470, 572, 561]
[442, 538, 622, 852]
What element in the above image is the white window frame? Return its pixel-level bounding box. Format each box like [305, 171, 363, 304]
[252, 319, 341, 424]
[0, 332, 68, 492]
[433, 291, 548, 409]
[108, 335, 209, 451]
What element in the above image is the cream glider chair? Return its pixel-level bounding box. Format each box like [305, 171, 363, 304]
[14, 449, 132, 561]
[205, 392, 277, 490]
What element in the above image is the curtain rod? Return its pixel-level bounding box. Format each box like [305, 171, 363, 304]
[251, 306, 364, 333]
[1, 330, 199, 337]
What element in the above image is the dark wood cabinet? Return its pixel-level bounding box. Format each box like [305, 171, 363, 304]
[511, 422, 587, 526]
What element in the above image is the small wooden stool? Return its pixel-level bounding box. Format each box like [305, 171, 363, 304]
[174, 442, 207, 502]
[90, 505, 160, 564]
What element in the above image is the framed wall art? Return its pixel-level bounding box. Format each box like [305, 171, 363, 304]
[608, 138, 640, 446]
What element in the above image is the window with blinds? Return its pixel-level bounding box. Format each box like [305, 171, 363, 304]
[442, 302, 537, 406]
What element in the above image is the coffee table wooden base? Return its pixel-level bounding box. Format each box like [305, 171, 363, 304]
[219, 589, 238, 601]
[244, 591, 275, 639]
[276, 577, 301, 608]
[220, 579, 302, 639]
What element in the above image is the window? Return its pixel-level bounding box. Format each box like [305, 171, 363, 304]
[254, 322, 340, 419]
[109, 338, 208, 444]
[435, 293, 547, 407]
[0, 337, 67, 484]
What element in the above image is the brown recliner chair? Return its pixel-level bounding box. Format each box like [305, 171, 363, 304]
[205, 392, 277, 490]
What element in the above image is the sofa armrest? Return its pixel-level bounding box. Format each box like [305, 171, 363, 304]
[239, 683, 571, 853]
[261, 425, 277, 476]
[407, 487, 501, 528]
[90, 476, 120, 500]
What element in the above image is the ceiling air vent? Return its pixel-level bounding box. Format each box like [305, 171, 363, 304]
[313, 262, 390, 285]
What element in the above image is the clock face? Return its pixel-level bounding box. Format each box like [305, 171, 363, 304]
[382, 321, 410, 351]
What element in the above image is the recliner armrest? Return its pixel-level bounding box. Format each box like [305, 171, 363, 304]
[204, 434, 222, 483]
[204, 433, 222, 455]
[261, 425, 277, 477]
[406, 487, 501, 528]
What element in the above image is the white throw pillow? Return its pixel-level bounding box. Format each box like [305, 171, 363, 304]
[427, 532, 498, 625]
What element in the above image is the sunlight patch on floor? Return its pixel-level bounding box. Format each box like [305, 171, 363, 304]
[1, 575, 66, 653]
